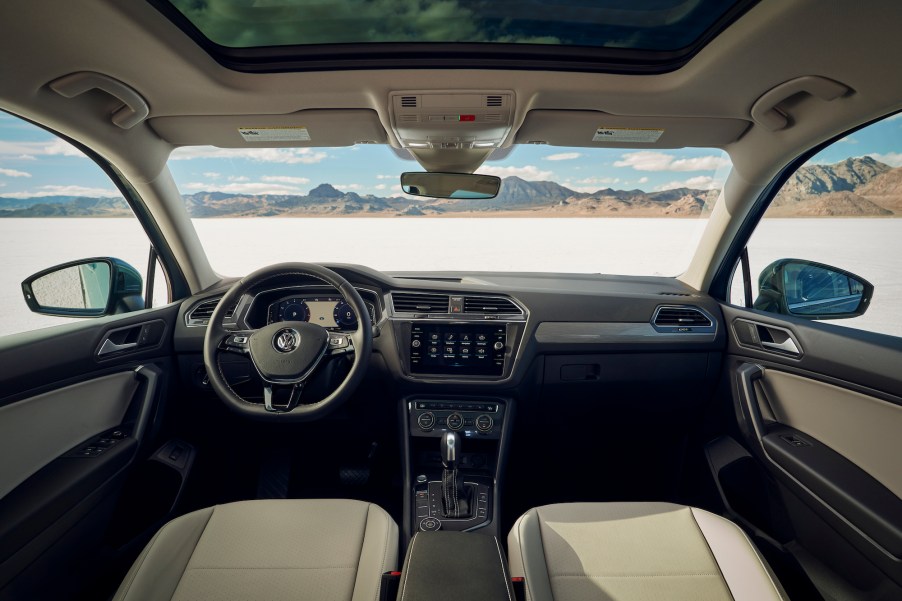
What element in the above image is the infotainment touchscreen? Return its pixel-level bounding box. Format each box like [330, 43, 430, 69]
[409, 324, 506, 376]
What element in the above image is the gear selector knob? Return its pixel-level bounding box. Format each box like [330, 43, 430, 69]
[441, 431, 460, 470]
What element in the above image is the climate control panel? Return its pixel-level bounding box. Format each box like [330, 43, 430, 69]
[408, 399, 505, 439]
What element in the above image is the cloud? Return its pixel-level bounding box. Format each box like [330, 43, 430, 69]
[170, 146, 329, 164]
[0, 139, 85, 158]
[334, 183, 363, 191]
[3, 184, 121, 198]
[544, 152, 582, 161]
[228, 175, 249, 182]
[576, 176, 620, 185]
[655, 176, 722, 191]
[614, 151, 731, 172]
[838, 136, 859, 145]
[375, 174, 394, 180]
[864, 152, 902, 167]
[203, 172, 221, 178]
[886, 113, 902, 121]
[0, 167, 31, 178]
[638, 177, 649, 184]
[374, 184, 387, 190]
[261, 175, 311, 184]
[183, 181, 308, 195]
[478, 165, 554, 180]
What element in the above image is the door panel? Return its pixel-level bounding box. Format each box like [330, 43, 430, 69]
[720, 304, 902, 595]
[0, 372, 138, 499]
[0, 304, 178, 599]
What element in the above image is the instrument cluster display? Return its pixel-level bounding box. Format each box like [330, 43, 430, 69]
[267, 296, 375, 330]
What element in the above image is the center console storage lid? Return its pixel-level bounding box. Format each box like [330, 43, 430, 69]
[398, 532, 515, 601]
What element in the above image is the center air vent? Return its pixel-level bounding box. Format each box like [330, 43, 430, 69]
[486, 95, 503, 107]
[463, 296, 521, 314]
[400, 96, 418, 108]
[186, 297, 238, 326]
[652, 305, 715, 333]
[391, 292, 450, 314]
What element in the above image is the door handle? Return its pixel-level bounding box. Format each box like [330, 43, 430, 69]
[98, 339, 138, 356]
[761, 337, 800, 355]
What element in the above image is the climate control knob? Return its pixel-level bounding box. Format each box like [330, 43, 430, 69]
[475, 414, 494, 433]
[493, 341, 504, 351]
[417, 412, 436, 431]
[446, 412, 464, 431]
[412, 339, 421, 348]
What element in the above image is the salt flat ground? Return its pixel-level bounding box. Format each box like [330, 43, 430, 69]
[1, 217, 900, 338]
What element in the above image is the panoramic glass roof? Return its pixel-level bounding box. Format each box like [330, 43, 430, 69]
[160, 0, 753, 52]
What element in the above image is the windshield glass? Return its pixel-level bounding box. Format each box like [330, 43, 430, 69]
[167, 145, 732, 276]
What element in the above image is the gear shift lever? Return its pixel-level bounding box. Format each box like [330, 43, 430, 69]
[440, 431, 471, 518]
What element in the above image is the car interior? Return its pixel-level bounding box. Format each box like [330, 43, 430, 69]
[1, 0, 901, 600]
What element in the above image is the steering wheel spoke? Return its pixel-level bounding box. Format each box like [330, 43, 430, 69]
[218, 329, 255, 355]
[263, 382, 305, 413]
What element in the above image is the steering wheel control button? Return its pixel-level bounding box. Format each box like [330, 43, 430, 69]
[446, 412, 464, 430]
[417, 412, 436, 431]
[329, 335, 349, 349]
[233, 335, 248, 345]
[419, 517, 441, 532]
[476, 414, 494, 433]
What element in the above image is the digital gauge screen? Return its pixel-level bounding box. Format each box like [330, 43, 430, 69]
[306, 300, 339, 328]
[267, 295, 372, 330]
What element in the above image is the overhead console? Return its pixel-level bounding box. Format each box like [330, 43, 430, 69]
[388, 291, 527, 382]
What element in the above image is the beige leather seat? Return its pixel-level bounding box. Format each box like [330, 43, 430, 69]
[114, 499, 398, 601]
[508, 502, 788, 601]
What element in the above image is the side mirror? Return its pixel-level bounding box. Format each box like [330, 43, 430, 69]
[22, 257, 144, 317]
[754, 259, 873, 320]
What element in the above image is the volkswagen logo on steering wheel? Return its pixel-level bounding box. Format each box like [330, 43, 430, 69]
[273, 328, 300, 353]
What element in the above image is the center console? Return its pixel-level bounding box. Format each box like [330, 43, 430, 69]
[402, 396, 511, 542]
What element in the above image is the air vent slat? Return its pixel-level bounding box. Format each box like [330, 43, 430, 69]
[463, 296, 521, 315]
[400, 96, 418, 108]
[187, 297, 237, 326]
[485, 95, 503, 107]
[653, 306, 712, 328]
[391, 292, 450, 314]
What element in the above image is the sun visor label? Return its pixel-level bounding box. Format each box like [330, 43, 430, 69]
[238, 126, 311, 142]
[593, 127, 664, 143]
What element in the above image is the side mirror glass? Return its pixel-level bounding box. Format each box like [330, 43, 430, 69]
[754, 259, 873, 320]
[400, 172, 501, 199]
[22, 258, 144, 317]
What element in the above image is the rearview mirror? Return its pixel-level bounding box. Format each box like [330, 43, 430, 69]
[22, 257, 144, 317]
[400, 172, 501, 199]
[754, 259, 873, 320]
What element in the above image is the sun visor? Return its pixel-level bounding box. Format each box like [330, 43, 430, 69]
[149, 109, 388, 147]
[516, 110, 750, 148]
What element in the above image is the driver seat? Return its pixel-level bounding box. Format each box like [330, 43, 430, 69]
[113, 499, 398, 601]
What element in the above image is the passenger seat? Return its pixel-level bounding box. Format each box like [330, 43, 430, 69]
[508, 502, 787, 601]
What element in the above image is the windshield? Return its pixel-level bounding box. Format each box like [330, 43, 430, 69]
[167, 145, 732, 276]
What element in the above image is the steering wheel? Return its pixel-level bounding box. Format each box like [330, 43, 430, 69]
[203, 263, 373, 421]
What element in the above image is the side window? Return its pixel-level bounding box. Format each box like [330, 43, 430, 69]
[0, 111, 169, 337]
[730, 113, 902, 337]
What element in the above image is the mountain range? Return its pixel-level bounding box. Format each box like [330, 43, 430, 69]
[2, 156, 900, 218]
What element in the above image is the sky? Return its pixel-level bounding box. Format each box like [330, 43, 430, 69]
[0, 110, 899, 200]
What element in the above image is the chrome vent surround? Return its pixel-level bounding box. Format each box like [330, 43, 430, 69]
[186, 297, 237, 326]
[463, 296, 522, 315]
[651, 305, 715, 333]
[391, 292, 450, 314]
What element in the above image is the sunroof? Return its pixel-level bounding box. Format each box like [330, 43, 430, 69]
[152, 0, 759, 73]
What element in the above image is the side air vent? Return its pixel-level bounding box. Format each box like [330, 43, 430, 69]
[400, 96, 418, 108]
[486, 95, 503, 107]
[652, 305, 715, 333]
[463, 296, 521, 314]
[391, 292, 450, 314]
[658, 292, 691, 297]
[186, 297, 237, 326]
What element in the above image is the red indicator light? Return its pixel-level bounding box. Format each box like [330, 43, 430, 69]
[459, 114, 476, 122]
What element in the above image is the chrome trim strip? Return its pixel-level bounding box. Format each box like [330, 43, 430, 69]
[535, 321, 717, 344]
